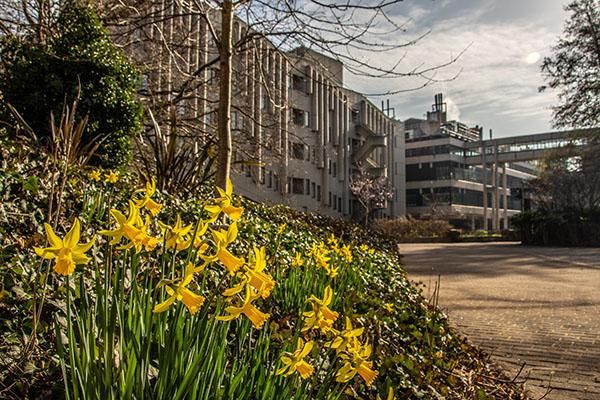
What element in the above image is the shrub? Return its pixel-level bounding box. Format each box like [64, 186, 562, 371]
[373, 217, 452, 239]
[0, 1, 142, 168]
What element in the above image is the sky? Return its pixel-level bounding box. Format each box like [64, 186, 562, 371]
[345, 0, 571, 138]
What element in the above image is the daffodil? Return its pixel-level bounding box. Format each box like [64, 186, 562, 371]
[275, 338, 315, 379]
[134, 178, 162, 216]
[123, 215, 159, 252]
[335, 338, 379, 386]
[327, 317, 364, 354]
[291, 252, 304, 267]
[327, 233, 338, 247]
[302, 286, 339, 333]
[245, 246, 274, 298]
[205, 179, 243, 222]
[159, 214, 192, 251]
[89, 168, 102, 182]
[211, 222, 244, 275]
[340, 244, 353, 263]
[216, 285, 270, 329]
[153, 263, 205, 314]
[100, 201, 157, 253]
[34, 218, 95, 276]
[222, 246, 274, 299]
[105, 170, 119, 184]
[383, 303, 394, 313]
[359, 244, 369, 253]
[277, 223, 287, 235]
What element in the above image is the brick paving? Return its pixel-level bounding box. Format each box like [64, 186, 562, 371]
[399, 242, 600, 400]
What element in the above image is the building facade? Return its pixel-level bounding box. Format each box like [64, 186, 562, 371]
[404, 94, 535, 230]
[106, 2, 406, 220]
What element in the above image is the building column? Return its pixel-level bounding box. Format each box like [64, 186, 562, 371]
[492, 144, 499, 231]
[481, 145, 488, 231]
[503, 162, 508, 230]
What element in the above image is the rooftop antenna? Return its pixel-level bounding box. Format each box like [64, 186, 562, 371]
[382, 99, 395, 118]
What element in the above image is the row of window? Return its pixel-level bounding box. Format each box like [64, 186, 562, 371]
[406, 187, 521, 209]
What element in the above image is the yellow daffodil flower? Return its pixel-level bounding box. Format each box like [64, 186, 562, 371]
[123, 215, 159, 253]
[153, 264, 205, 314]
[216, 285, 270, 329]
[359, 244, 369, 252]
[245, 246, 274, 298]
[105, 170, 119, 184]
[277, 223, 286, 235]
[34, 218, 95, 276]
[275, 338, 315, 379]
[211, 222, 244, 275]
[383, 303, 394, 313]
[302, 286, 339, 333]
[335, 338, 379, 386]
[99, 201, 141, 245]
[134, 178, 162, 216]
[159, 214, 192, 251]
[89, 168, 102, 182]
[327, 233, 338, 247]
[291, 252, 304, 267]
[340, 244, 353, 263]
[222, 246, 274, 299]
[327, 317, 364, 354]
[205, 179, 243, 222]
[100, 201, 158, 253]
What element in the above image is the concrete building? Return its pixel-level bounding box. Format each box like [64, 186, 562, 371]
[233, 47, 406, 220]
[108, 2, 406, 221]
[404, 94, 535, 230]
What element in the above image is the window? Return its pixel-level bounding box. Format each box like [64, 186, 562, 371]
[207, 68, 218, 85]
[292, 142, 305, 160]
[328, 192, 332, 207]
[260, 166, 266, 184]
[332, 162, 337, 177]
[292, 108, 306, 126]
[311, 182, 316, 198]
[177, 101, 186, 116]
[231, 110, 240, 130]
[317, 185, 321, 201]
[140, 73, 149, 95]
[328, 159, 332, 174]
[274, 174, 279, 191]
[338, 198, 342, 212]
[267, 171, 273, 188]
[333, 194, 337, 210]
[351, 109, 359, 123]
[305, 179, 310, 195]
[291, 178, 304, 194]
[304, 111, 310, 127]
[292, 74, 306, 92]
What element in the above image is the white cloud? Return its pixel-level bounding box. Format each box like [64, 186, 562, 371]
[341, 2, 565, 136]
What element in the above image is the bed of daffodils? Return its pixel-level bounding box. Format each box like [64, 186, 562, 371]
[0, 138, 525, 399]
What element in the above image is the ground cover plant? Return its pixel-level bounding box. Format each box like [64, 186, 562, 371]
[0, 134, 525, 399]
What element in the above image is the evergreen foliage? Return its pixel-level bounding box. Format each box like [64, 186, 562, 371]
[540, 0, 600, 128]
[0, 0, 142, 167]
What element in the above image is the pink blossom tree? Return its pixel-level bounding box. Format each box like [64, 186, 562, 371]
[350, 172, 394, 227]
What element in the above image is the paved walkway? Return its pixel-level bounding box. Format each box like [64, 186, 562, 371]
[399, 242, 600, 400]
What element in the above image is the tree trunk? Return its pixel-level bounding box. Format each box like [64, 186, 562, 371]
[215, 0, 234, 190]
